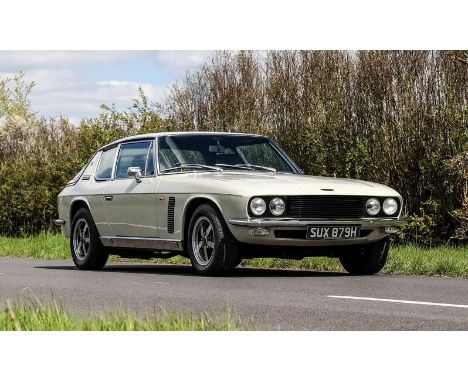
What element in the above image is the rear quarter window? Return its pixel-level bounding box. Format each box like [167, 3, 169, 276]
[95, 146, 118, 180]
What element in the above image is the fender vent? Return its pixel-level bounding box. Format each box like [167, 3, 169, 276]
[81, 175, 91, 181]
[167, 197, 175, 234]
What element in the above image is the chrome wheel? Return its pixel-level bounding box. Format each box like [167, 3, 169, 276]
[191, 216, 215, 266]
[72, 218, 90, 261]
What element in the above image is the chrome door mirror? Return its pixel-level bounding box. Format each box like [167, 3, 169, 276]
[127, 167, 142, 183]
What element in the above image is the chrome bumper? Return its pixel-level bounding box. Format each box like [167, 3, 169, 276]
[228, 217, 406, 227]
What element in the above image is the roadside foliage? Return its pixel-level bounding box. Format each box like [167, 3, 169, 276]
[0, 51, 467, 245]
[0, 301, 242, 331]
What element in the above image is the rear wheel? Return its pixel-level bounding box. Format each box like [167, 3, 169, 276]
[339, 237, 390, 275]
[188, 204, 239, 275]
[70, 208, 108, 270]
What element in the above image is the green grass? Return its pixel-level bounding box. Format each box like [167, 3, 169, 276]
[0, 301, 242, 331]
[0, 233, 467, 278]
[0, 233, 69, 260]
[245, 246, 468, 277]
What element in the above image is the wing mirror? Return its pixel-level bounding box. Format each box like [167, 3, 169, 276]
[127, 167, 142, 183]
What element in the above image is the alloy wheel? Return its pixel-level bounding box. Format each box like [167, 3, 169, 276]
[191, 216, 215, 266]
[73, 218, 91, 261]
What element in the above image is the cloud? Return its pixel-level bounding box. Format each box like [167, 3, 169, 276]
[0, 50, 213, 74]
[15, 69, 166, 122]
[152, 51, 213, 75]
[0, 50, 214, 122]
[0, 51, 141, 72]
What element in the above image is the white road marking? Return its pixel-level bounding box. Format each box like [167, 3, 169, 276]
[152, 281, 169, 285]
[328, 295, 468, 309]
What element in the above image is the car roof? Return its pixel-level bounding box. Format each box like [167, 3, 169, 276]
[99, 131, 267, 151]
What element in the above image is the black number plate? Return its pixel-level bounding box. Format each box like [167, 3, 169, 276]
[306, 225, 360, 240]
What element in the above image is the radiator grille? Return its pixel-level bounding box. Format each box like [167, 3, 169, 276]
[167, 197, 175, 234]
[287, 196, 366, 219]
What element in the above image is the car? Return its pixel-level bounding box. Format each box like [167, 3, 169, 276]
[55, 132, 405, 275]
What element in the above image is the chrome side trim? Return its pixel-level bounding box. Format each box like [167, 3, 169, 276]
[53, 219, 66, 226]
[228, 218, 406, 227]
[100, 236, 184, 251]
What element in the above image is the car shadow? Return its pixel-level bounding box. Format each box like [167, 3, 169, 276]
[35, 263, 348, 278]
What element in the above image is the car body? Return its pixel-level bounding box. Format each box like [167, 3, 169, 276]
[56, 132, 405, 275]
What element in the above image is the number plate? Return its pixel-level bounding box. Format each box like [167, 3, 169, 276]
[306, 225, 360, 240]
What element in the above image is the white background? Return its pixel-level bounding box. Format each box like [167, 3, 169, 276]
[1, 0, 467, 49]
[1, 1, 467, 381]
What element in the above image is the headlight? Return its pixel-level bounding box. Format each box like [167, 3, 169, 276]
[250, 197, 266, 216]
[383, 198, 398, 215]
[269, 197, 286, 216]
[366, 198, 381, 216]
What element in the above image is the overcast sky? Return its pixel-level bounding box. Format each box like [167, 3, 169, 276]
[0, 51, 213, 122]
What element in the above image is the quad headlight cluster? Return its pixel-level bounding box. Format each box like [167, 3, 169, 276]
[249, 197, 286, 217]
[249, 196, 399, 218]
[366, 197, 399, 216]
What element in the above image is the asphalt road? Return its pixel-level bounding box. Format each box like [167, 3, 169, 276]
[1, 257, 468, 330]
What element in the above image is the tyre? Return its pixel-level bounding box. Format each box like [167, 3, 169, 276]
[70, 208, 109, 270]
[187, 204, 239, 275]
[339, 237, 390, 275]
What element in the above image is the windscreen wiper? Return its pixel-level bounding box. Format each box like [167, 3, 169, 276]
[216, 163, 276, 172]
[160, 164, 223, 173]
[216, 163, 255, 171]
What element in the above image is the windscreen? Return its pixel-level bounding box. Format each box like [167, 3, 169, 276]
[158, 135, 296, 173]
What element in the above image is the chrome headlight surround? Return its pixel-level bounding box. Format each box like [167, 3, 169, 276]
[269, 197, 286, 216]
[366, 197, 381, 216]
[382, 198, 398, 215]
[249, 197, 267, 216]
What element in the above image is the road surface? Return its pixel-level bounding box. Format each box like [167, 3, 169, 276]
[1, 257, 468, 330]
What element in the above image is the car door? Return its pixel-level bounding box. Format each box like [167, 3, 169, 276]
[103, 140, 159, 238]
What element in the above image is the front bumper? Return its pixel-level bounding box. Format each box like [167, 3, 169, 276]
[229, 217, 405, 227]
[227, 217, 406, 246]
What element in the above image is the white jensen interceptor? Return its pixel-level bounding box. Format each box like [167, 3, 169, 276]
[55, 132, 405, 275]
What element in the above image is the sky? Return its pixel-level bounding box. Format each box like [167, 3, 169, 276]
[0, 51, 213, 122]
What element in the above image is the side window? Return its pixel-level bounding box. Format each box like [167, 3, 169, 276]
[115, 141, 153, 179]
[95, 146, 118, 180]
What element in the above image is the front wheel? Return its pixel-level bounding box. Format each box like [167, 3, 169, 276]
[188, 204, 239, 275]
[339, 237, 390, 275]
[70, 208, 108, 270]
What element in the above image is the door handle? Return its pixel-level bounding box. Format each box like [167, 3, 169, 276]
[104, 195, 113, 201]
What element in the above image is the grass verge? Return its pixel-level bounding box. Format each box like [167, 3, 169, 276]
[245, 245, 468, 277]
[0, 233, 467, 278]
[0, 301, 242, 331]
[0, 233, 69, 260]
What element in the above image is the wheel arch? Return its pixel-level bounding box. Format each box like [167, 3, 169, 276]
[69, 198, 91, 221]
[182, 196, 228, 249]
